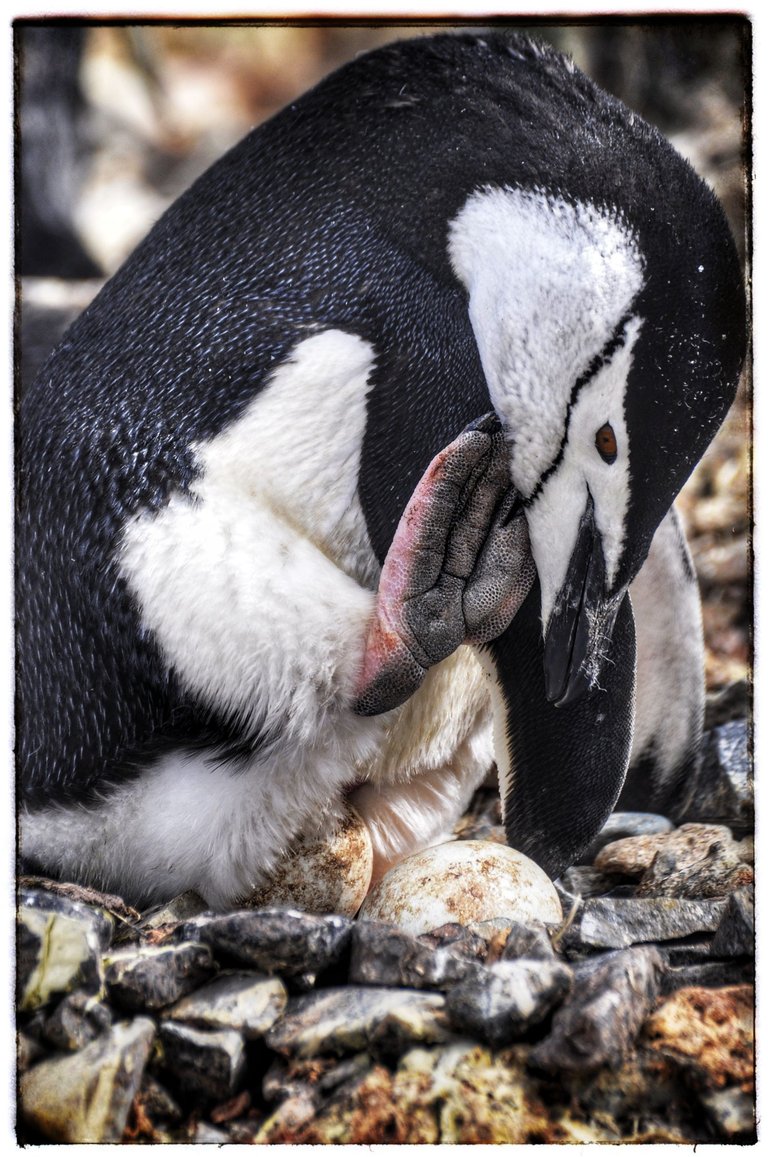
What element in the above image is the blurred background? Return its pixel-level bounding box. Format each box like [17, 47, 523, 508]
[15, 19, 751, 698]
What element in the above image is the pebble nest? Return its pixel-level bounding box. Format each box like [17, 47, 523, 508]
[16, 709, 753, 1145]
[16, 24, 752, 1146]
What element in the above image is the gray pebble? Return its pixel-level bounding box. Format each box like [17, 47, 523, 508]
[18, 886, 115, 947]
[445, 959, 572, 1047]
[42, 990, 112, 1052]
[636, 843, 753, 900]
[265, 986, 447, 1058]
[680, 720, 752, 832]
[185, 907, 352, 977]
[577, 896, 728, 949]
[499, 921, 556, 961]
[164, 970, 287, 1038]
[17, 1030, 46, 1073]
[18, 888, 111, 1011]
[710, 888, 754, 957]
[192, 1120, 231, 1143]
[20, 1016, 156, 1142]
[104, 941, 216, 1011]
[659, 959, 754, 996]
[136, 890, 210, 932]
[349, 921, 486, 990]
[156, 1021, 246, 1104]
[578, 812, 674, 863]
[699, 1086, 756, 1141]
[530, 947, 663, 1074]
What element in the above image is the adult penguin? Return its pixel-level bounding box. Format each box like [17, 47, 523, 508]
[18, 32, 746, 907]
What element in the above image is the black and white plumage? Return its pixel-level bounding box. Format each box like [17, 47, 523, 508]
[18, 33, 746, 907]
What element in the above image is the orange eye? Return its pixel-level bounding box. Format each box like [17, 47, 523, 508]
[595, 423, 618, 464]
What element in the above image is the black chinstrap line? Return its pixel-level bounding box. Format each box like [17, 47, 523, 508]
[523, 311, 634, 509]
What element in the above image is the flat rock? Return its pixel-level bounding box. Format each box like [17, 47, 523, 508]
[679, 719, 752, 831]
[530, 946, 663, 1074]
[164, 970, 287, 1037]
[659, 959, 754, 996]
[243, 806, 373, 918]
[349, 921, 486, 990]
[42, 990, 112, 1051]
[643, 984, 754, 1091]
[579, 812, 674, 863]
[264, 986, 447, 1058]
[185, 907, 353, 977]
[445, 959, 572, 1047]
[576, 896, 728, 949]
[155, 1021, 246, 1103]
[104, 941, 216, 1011]
[358, 841, 562, 935]
[18, 888, 112, 1011]
[20, 1016, 155, 1142]
[710, 887, 754, 956]
[595, 823, 753, 899]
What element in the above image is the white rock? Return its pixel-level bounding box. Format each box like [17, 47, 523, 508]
[244, 805, 372, 918]
[358, 840, 562, 934]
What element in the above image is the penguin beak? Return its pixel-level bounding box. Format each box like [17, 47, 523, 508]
[543, 494, 623, 708]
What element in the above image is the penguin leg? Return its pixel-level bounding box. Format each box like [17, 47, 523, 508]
[619, 504, 705, 817]
[354, 413, 536, 716]
[480, 578, 636, 880]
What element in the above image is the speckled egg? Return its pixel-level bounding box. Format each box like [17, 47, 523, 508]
[358, 840, 562, 934]
[244, 806, 373, 918]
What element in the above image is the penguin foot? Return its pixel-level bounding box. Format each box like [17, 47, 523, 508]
[353, 413, 536, 715]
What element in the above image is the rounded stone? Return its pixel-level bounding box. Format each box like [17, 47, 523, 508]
[244, 806, 373, 918]
[357, 840, 562, 935]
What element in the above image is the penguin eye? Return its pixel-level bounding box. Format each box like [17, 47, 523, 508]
[595, 423, 618, 464]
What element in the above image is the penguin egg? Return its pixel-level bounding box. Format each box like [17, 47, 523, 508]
[243, 806, 373, 918]
[358, 840, 562, 935]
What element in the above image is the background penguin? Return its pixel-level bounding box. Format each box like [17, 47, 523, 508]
[17, 32, 746, 907]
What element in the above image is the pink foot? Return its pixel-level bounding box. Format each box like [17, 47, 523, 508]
[354, 413, 536, 716]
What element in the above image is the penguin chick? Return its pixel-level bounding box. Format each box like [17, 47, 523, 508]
[18, 32, 746, 905]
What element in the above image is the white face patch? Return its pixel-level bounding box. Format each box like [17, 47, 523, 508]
[448, 186, 646, 633]
[526, 317, 642, 630]
[448, 185, 645, 498]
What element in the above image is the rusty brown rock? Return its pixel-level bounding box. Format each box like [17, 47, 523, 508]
[643, 984, 754, 1091]
[594, 823, 753, 899]
[594, 823, 749, 877]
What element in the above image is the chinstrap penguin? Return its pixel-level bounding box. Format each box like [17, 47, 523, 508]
[18, 33, 746, 907]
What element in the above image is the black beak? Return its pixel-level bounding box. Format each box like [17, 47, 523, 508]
[543, 494, 623, 708]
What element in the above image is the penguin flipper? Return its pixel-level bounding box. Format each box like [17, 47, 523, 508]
[483, 579, 636, 880]
[353, 413, 536, 716]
